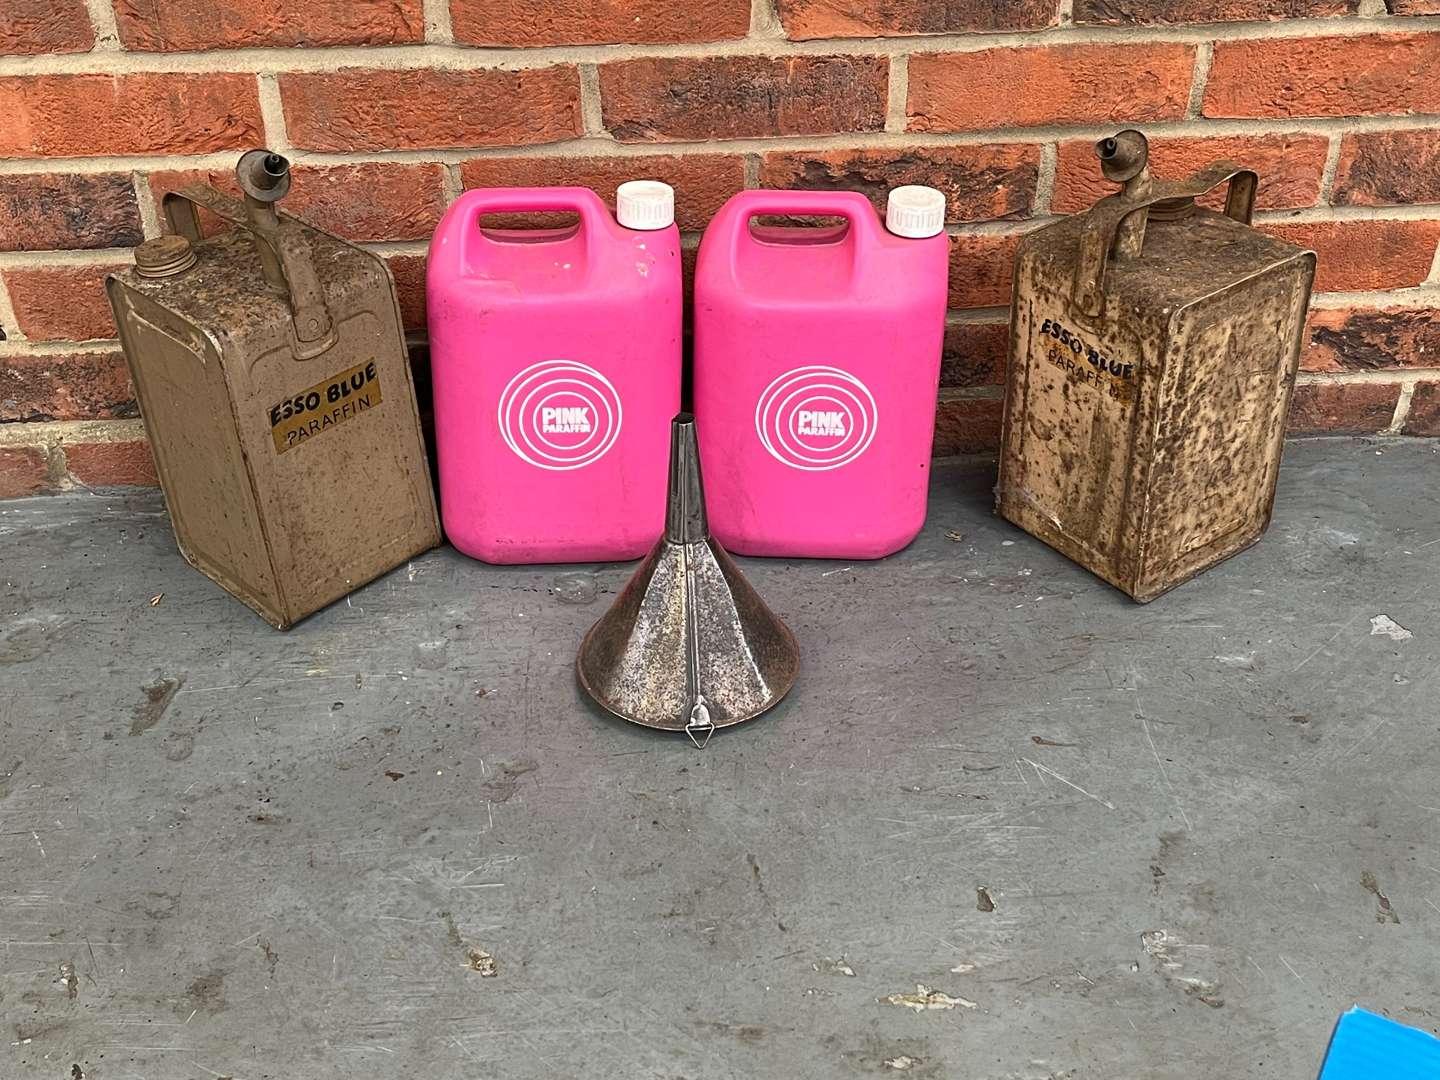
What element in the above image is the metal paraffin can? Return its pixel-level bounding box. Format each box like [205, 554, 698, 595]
[107, 150, 440, 628]
[998, 129, 1317, 602]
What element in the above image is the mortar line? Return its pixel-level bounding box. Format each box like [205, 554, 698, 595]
[1184, 41, 1214, 119]
[6, 114, 1440, 174]
[131, 170, 162, 239]
[1296, 369, 1438, 387]
[938, 386, 1005, 402]
[1386, 382, 1417, 434]
[0, 338, 120, 359]
[946, 307, 1010, 325]
[1034, 143, 1058, 215]
[363, 240, 431, 257]
[441, 163, 464, 203]
[1252, 202, 1440, 223]
[1309, 286, 1440, 309]
[423, 0, 454, 44]
[885, 54, 909, 134]
[0, 338, 119, 358]
[3, 16, 1439, 76]
[0, 277, 25, 345]
[743, 153, 762, 188]
[0, 249, 134, 269]
[945, 217, 1056, 237]
[1057, 0, 1075, 24]
[1318, 134, 1345, 205]
[749, 0, 783, 38]
[6, 201, 1440, 272]
[256, 74, 290, 151]
[0, 418, 146, 448]
[578, 64, 606, 137]
[82, 0, 121, 50]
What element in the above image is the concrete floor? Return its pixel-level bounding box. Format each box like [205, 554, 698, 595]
[2, 437, 1438, 1080]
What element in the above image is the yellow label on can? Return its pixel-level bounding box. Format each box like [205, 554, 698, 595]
[267, 360, 382, 454]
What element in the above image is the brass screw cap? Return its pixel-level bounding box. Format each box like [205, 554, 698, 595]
[134, 235, 197, 278]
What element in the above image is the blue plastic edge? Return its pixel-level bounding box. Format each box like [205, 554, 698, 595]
[1317, 1006, 1440, 1080]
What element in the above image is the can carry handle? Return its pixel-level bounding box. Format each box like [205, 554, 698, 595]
[163, 184, 337, 359]
[453, 187, 609, 264]
[728, 189, 883, 248]
[1072, 162, 1259, 317]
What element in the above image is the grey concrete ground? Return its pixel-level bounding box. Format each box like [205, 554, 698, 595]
[1, 437, 1438, 1080]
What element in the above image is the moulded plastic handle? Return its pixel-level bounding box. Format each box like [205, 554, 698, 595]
[726, 189, 883, 247]
[452, 187, 610, 270]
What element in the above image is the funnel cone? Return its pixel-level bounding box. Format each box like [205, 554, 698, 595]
[576, 414, 799, 747]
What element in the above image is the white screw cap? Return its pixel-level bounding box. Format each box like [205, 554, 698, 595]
[616, 180, 675, 231]
[885, 185, 946, 238]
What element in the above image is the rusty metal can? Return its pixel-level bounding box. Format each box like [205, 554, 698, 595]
[997, 129, 1317, 602]
[107, 150, 440, 628]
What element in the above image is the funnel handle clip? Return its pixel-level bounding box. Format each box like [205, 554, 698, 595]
[686, 697, 715, 750]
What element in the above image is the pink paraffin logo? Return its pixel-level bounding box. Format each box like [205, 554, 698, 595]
[498, 360, 623, 471]
[755, 365, 878, 471]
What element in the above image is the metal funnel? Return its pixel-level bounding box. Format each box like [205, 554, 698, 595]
[576, 413, 799, 747]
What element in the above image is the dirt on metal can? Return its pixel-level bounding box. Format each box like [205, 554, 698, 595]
[107, 149, 440, 628]
[998, 129, 1317, 602]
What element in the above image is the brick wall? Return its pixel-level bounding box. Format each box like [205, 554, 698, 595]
[2, 0, 1439, 496]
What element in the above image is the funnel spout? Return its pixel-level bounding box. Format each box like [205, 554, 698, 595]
[665, 413, 708, 545]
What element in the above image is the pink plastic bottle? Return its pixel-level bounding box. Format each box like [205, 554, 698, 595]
[693, 187, 950, 559]
[427, 183, 682, 563]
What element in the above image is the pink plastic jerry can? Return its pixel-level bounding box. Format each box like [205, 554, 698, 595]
[693, 187, 950, 559]
[428, 183, 682, 563]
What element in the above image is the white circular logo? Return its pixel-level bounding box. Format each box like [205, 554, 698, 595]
[498, 360, 623, 471]
[754, 365, 878, 471]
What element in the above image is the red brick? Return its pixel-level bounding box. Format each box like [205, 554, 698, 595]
[1334, 130, 1440, 207]
[452, 0, 748, 45]
[933, 396, 1003, 454]
[1206, 35, 1440, 119]
[950, 232, 1023, 310]
[909, 43, 1194, 133]
[0, 0, 92, 55]
[0, 73, 262, 159]
[460, 154, 745, 232]
[1074, 0, 1351, 23]
[760, 145, 1038, 224]
[1287, 382, 1400, 434]
[1402, 381, 1440, 436]
[1261, 220, 1440, 293]
[941, 322, 1008, 387]
[289, 163, 446, 242]
[1053, 133, 1328, 214]
[0, 445, 51, 498]
[0, 350, 135, 422]
[1388, 0, 1440, 12]
[601, 56, 888, 142]
[778, 0, 1056, 38]
[1302, 308, 1440, 372]
[0, 173, 143, 253]
[61, 437, 157, 487]
[280, 67, 581, 153]
[5, 263, 124, 342]
[113, 0, 423, 50]
[385, 254, 427, 333]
